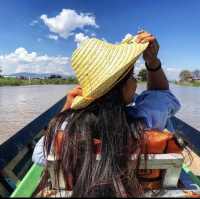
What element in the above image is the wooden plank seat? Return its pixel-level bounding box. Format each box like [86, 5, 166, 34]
[137, 153, 183, 188]
[47, 153, 188, 197]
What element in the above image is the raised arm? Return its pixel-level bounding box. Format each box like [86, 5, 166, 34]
[136, 31, 169, 90]
[146, 58, 169, 90]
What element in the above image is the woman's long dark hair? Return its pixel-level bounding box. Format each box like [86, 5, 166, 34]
[37, 70, 146, 197]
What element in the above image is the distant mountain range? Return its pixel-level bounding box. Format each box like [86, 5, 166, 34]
[6, 72, 70, 78]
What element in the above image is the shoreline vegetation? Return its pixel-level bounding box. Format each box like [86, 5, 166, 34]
[0, 77, 78, 86]
[1, 77, 200, 87]
[174, 81, 200, 87]
[1, 68, 200, 87]
[133, 80, 200, 87]
[137, 68, 200, 87]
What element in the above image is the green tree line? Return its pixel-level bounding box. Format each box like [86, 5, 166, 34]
[179, 69, 200, 82]
[0, 76, 78, 86]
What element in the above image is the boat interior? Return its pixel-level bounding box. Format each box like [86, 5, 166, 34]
[0, 97, 200, 198]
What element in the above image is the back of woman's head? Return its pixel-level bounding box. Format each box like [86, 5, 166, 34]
[39, 71, 146, 197]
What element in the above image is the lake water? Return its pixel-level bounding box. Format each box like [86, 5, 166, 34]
[0, 84, 199, 144]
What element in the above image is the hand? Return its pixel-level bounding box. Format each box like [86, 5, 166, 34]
[61, 85, 82, 111]
[136, 31, 160, 68]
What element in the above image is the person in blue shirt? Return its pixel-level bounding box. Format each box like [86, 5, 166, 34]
[32, 31, 181, 197]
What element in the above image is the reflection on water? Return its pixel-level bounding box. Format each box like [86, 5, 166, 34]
[0, 83, 199, 144]
[0, 85, 74, 144]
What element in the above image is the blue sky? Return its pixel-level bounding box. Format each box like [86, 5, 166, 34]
[0, 0, 200, 79]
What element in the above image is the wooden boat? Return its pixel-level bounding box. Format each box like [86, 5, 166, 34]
[0, 96, 200, 197]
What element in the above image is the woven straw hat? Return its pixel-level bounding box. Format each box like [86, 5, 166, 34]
[70, 35, 149, 109]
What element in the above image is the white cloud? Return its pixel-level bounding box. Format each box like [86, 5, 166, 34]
[113, 33, 133, 44]
[74, 33, 89, 47]
[48, 34, 59, 41]
[163, 67, 182, 80]
[133, 58, 181, 80]
[0, 47, 71, 75]
[30, 20, 38, 26]
[136, 59, 141, 65]
[134, 62, 145, 75]
[40, 9, 98, 39]
[91, 32, 96, 37]
[102, 37, 107, 42]
[121, 33, 133, 42]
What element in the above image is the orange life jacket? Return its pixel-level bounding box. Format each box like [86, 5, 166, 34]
[138, 130, 183, 189]
[52, 129, 183, 191]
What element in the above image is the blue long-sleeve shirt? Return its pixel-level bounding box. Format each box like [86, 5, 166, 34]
[32, 89, 181, 166]
[126, 89, 181, 131]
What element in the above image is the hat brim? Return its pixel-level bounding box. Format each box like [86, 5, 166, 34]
[71, 37, 149, 109]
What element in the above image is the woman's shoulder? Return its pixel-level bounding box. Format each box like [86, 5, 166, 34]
[126, 89, 181, 130]
[134, 89, 181, 112]
[135, 89, 180, 103]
